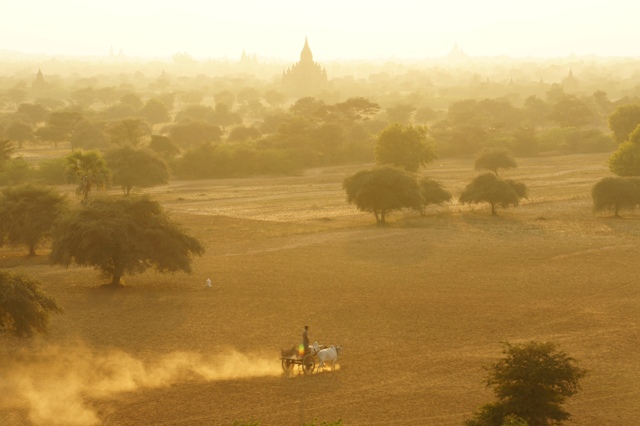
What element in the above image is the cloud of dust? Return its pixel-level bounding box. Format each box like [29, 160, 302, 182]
[0, 345, 281, 426]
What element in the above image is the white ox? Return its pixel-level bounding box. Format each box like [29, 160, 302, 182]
[316, 345, 342, 371]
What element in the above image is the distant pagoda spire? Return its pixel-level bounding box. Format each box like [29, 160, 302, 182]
[282, 37, 327, 95]
[32, 68, 48, 91]
[300, 37, 313, 63]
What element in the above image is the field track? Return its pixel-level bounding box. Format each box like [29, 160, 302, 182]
[1, 153, 639, 425]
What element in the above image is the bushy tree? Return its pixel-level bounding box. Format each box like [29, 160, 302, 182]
[104, 146, 170, 195]
[65, 150, 111, 199]
[0, 157, 33, 186]
[50, 196, 204, 287]
[148, 135, 180, 160]
[0, 270, 62, 337]
[333, 97, 380, 121]
[17, 103, 49, 125]
[475, 148, 517, 176]
[608, 125, 640, 176]
[70, 120, 108, 150]
[608, 104, 640, 143]
[0, 184, 68, 256]
[139, 99, 170, 126]
[466, 341, 586, 426]
[375, 123, 437, 172]
[343, 165, 422, 224]
[38, 110, 83, 148]
[418, 176, 451, 215]
[459, 173, 527, 215]
[4, 120, 32, 149]
[167, 120, 223, 147]
[592, 177, 640, 216]
[106, 118, 150, 146]
[548, 96, 594, 128]
[36, 157, 67, 184]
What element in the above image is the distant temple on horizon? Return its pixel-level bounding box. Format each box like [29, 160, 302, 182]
[32, 68, 48, 91]
[444, 43, 469, 63]
[282, 38, 327, 95]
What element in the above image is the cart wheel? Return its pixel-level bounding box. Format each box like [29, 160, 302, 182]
[302, 354, 315, 374]
[282, 358, 294, 372]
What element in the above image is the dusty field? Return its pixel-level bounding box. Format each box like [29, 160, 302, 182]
[1, 153, 639, 425]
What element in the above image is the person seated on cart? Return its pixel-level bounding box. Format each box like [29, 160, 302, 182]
[302, 325, 309, 355]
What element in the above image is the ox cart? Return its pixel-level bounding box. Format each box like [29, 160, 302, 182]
[280, 342, 328, 374]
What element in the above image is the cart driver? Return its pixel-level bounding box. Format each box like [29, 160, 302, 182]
[302, 325, 309, 355]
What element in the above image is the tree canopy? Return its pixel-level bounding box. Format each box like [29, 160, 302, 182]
[0, 184, 68, 256]
[466, 341, 587, 426]
[0, 270, 62, 337]
[459, 172, 527, 215]
[50, 196, 204, 287]
[608, 104, 640, 144]
[104, 146, 170, 195]
[418, 176, 452, 215]
[475, 148, 517, 176]
[139, 99, 170, 126]
[591, 177, 640, 217]
[608, 125, 640, 176]
[343, 165, 422, 224]
[375, 123, 437, 172]
[106, 118, 150, 146]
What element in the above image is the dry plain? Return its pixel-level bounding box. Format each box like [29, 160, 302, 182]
[1, 153, 639, 425]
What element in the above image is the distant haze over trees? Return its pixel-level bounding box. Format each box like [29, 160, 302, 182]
[0, 39, 637, 185]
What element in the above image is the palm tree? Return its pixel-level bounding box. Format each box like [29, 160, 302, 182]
[65, 150, 111, 199]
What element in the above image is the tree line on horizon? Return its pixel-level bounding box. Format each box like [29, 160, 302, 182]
[3, 62, 640, 185]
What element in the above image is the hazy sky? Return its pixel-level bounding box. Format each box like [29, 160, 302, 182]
[3, 0, 639, 60]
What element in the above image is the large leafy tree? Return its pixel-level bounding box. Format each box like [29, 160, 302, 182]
[608, 104, 640, 144]
[333, 97, 380, 122]
[106, 118, 150, 146]
[148, 135, 180, 160]
[16, 103, 49, 125]
[459, 173, 527, 215]
[50, 196, 204, 287]
[466, 341, 586, 426]
[343, 165, 422, 225]
[548, 95, 594, 128]
[139, 99, 171, 126]
[591, 177, 640, 217]
[104, 146, 170, 195]
[608, 125, 640, 176]
[167, 120, 223, 148]
[375, 123, 437, 172]
[70, 120, 108, 150]
[475, 148, 517, 176]
[65, 150, 111, 199]
[37, 110, 83, 148]
[0, 184, 68, 256]
[4, 120, 32, 149]
[0, 270, 62, 337]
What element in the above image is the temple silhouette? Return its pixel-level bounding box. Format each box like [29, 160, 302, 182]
[282, 38, 327, 95]
[32, 68, 48, 91]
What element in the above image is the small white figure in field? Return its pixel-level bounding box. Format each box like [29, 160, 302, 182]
[205, 278, 211, 289]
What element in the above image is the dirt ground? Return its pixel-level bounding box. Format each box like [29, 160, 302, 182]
[1, 153, 639, 425]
